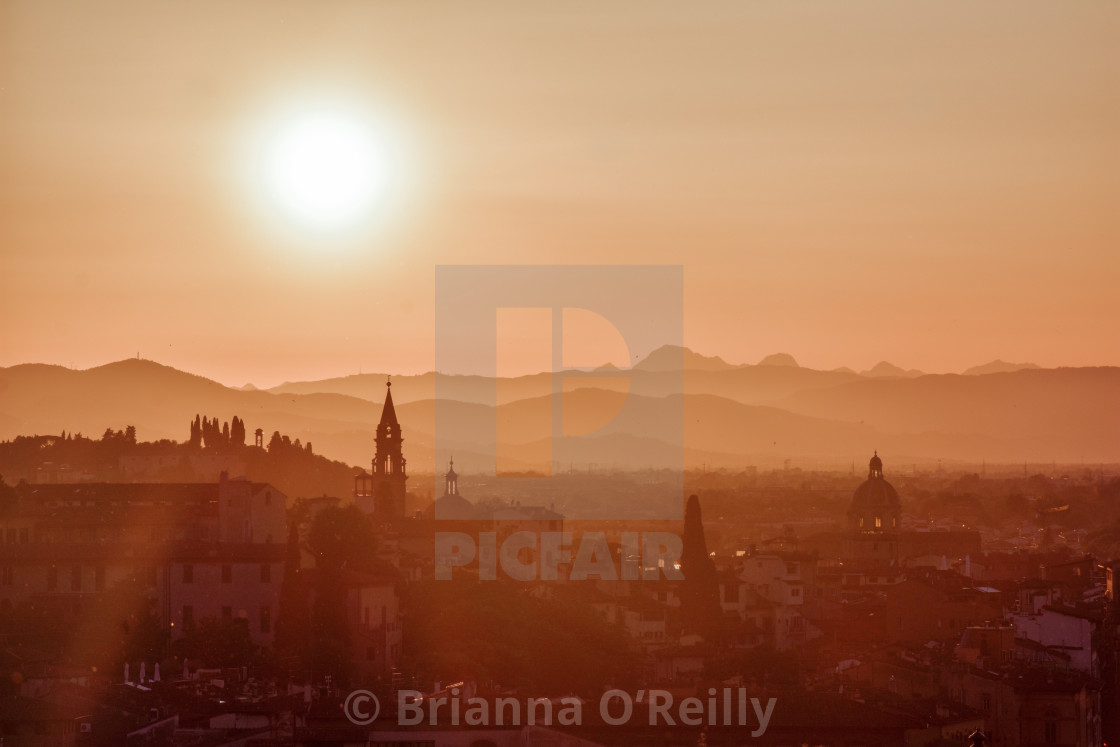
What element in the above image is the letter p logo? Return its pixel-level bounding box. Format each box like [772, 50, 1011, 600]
[435, 266, 683, 520]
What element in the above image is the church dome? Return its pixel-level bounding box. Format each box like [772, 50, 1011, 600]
[851, 452, 899, 508]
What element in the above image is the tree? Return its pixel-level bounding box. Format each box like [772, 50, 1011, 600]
[0, 476, 15, 512]
[308, 504, 379, 574]
[274, 520, 312, 667]
[679, 494, 723, 639]
[230, 416, 246, 447]
[189, 415, 202, 448]
[307, 505, 379, 682]
[124, 425, 137, 445]
[65, 577, 169, 672]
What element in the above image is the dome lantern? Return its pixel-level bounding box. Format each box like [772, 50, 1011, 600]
[869, 451, 883, 479]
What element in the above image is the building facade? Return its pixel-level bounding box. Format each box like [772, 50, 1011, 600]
[0, 474, 286, 643]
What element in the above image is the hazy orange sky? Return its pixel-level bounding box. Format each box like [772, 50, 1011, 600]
[2, 1, 1117, 387]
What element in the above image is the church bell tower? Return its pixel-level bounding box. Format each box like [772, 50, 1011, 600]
[355, 378, 408, 520]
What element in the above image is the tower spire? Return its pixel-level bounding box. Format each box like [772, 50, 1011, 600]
[379, 376, 398, 427]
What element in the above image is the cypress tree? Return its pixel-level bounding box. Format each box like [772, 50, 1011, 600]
[679, 494, 723, 639]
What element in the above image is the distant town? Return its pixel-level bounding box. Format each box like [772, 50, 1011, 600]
[0, 371, 1117, 746]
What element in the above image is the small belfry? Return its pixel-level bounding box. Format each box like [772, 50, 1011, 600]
[444, 457, 458, 498]
[354, 377, 407, 520]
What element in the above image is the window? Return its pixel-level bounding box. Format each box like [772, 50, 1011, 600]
[182, 564, 193, 583]
[71, 565, 81, 592]
[981, 693, 991, 713]
[2, 567, 11, 585]
[222, 606, 232, 620]
[264, 491, 271, 506]
[222, 565, 232, 583]
[874, 516, 882, 528]
[1044, 708, 1059, 744]
[47, 565, 58, 591]
[260, 564, 270, 583]
[182, 605, 194, 629]
[260, 606, 271, 633]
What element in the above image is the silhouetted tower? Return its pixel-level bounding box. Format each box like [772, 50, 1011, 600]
[444, 458, 458, 498]
[356, 378, 407, 520]
[254, 428, 263, 448]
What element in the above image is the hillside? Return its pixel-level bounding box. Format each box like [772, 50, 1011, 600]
[2, 357, 1117, 471]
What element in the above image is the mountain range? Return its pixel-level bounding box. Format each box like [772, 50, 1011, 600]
[0, 348, 1114, 472]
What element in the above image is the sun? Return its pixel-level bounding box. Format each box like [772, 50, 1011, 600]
[260, 109, 392, 232]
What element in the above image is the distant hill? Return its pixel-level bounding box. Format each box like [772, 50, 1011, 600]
[775, 367, 1120, 462]
[861, 361, 925, 378]
[632, 344, 738, 372]
[0, 431, 357, 503]
[2, 357, 1116, 471]
[963, 360, 1041, 376]
[757, 353, 799, 367]
[268, 352, 861, 408]
[0, 358, 387, 461]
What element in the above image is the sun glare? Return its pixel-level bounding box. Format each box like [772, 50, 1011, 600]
[257, 107, 393, 234]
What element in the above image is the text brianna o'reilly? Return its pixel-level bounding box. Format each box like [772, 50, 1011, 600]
[397, 688, 777, 736]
